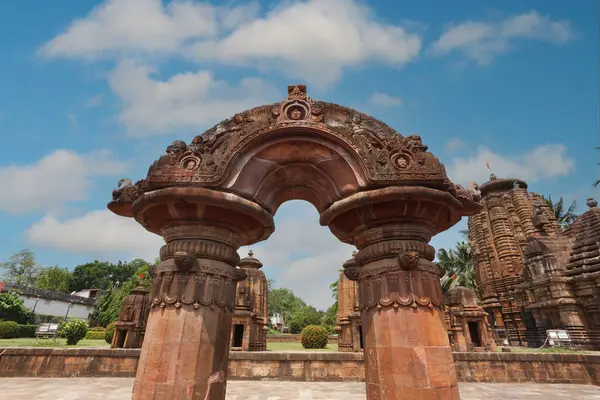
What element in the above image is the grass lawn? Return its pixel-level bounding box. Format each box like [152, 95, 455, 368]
[266, 342, 338, 352]
[0, 338, 109, 348]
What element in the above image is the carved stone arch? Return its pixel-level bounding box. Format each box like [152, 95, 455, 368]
[109, 85, 482, 400]
[220, 126, 370, 214]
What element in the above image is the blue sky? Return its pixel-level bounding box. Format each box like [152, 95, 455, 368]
[0, 0, 597, 309]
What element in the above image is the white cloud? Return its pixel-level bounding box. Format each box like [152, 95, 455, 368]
[0, 150, 127, 214]
[38, 0, 225, 59]
[39, 0, 422, 86]
[238, 201, 354, 311]
[445, 138, 467, 152]
[445, 144, 574, 187]
[108, 59, 279, 136]
[430, 11, 573, 64]
[67, 113, 79, 130]
[192, 0, 422, 85]
[370, 93, 402, 108]
[27, 199, 352, 310]
[26, 210, 164, 262]
[85, 94, 104, 108]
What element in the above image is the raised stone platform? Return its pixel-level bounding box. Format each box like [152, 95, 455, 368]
[1, 378, 599, 399]
[1, 348, 600, 385]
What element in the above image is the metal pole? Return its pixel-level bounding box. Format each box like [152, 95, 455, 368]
[64, 301, 73, 321]
[32, 296, 40, 313]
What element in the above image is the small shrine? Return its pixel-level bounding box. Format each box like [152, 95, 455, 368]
[111, 286, 150, 349]
[336, 252, 363, 352]
[230, 250, 269, 351]
[445, 286, 497, 352]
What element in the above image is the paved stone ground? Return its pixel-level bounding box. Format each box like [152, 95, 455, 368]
[1, 378, 600, 399]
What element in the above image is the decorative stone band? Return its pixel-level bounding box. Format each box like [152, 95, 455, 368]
[159, 240, 240, 265]
[355, 240, 436, 265]
[358, 268, 443, 311]
[149, 258, 246, 311]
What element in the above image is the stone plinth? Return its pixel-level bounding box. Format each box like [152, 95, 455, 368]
[3, 348, 600, 386]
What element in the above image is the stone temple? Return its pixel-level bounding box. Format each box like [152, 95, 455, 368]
[336, 252, 363, 352]
[231, 250, 268, 351]
[468, 174, 600, 349]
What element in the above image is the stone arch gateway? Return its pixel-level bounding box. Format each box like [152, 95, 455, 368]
[108, 85, 482, 400]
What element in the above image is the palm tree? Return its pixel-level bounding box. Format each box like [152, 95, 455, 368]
[437, 242, 476, 294]
[542, 195, 578, 229]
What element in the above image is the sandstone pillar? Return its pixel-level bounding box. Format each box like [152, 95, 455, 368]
[350, 224, 457, 399]
[129, 188, 274, 400]
[322, 187, 478, 400]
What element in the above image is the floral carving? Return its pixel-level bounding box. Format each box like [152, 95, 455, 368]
[140, 84, 450, 191]
[150, 261, 247, 311]
[359, 269, 443, 311]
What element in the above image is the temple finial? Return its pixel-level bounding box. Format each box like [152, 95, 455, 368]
[248, 249, 254, 257]
[587, 198, 598, 208]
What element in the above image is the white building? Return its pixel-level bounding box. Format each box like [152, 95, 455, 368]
[0, 282, 99, 321]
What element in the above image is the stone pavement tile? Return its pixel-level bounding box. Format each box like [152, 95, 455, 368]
[1, 379, 600, 400]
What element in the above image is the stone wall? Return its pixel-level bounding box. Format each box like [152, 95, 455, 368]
[1, 348, 599, 385]
[266, 334, 337, 343]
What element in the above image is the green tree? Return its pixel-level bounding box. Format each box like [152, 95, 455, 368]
[35, 266, 72, 293]
[288, 305, 324, 334]
[322, 276, 339, 327]
[329, 279, 338, 301]
[267, 286, 306, 322]
[69, 259, 144, 292]
[322, 303, 337, 327]
[437, 242, 476, 294]
[0, 292, 35, 324]
[0, 249, 39, 286]
[542, 195, 578, 230]
[89, 263, 153, 327]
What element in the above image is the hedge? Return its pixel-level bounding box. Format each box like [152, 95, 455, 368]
[85, 330, 106, 340]
[17, 324, 37, 338]
[0, 321, 19, 338]
[0, 322, 37, 339]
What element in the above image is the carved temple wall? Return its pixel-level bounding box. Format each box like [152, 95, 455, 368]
[468, 175, 600, 349]
[336, 253, 362, 352]
[231, 251, 269, 351]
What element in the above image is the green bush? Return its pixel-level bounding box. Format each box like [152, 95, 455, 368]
[85, 330, 106, 340]
[17, 324, 37, 338]
[105, 321, 116, 344]
[90, 326, 106, 331]
[58, 318, 89, 345]
[0, 292, 35, 324]
[0, 321, 20, 339]
[300, 325, 328, 349]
